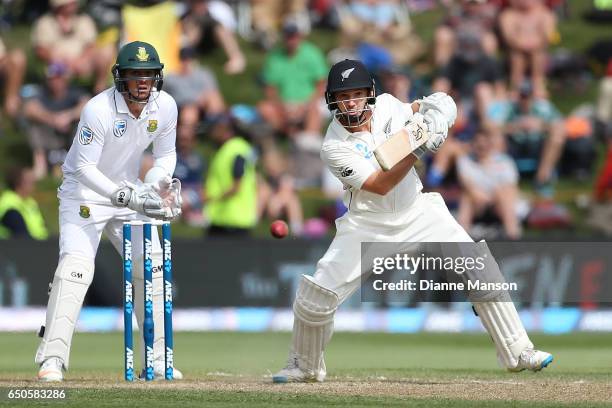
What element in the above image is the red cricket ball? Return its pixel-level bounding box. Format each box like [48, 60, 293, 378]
[270, 220, 289, 239]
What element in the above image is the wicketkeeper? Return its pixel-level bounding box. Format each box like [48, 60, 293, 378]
[35, 41, 183, 381]
[273, 59, 553, 383]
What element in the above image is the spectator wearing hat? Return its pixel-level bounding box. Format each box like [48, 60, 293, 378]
[0, 35, 26, 117]
[31, 0, 111, 92]
[23, 63, 89, 179]
[258, 19, 328, 139]
[498, 81, 566, 196]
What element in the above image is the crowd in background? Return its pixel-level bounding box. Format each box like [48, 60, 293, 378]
[1, 0, 612, 240]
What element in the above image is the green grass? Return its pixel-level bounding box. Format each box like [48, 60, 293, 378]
[0, 332, 611, 407]
[2, 390, 609, 408]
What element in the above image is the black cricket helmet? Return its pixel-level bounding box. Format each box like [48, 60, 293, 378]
[325, 59, 376, 127]
[112, 41, 164, 103]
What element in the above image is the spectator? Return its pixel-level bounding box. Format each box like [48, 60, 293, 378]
[499, 81, 566, 196]
[434, 0, 499, 67]
[258, 146, 304, 235]
[594, 145, 612, 202]
[0, 35, 26, 117]
[432, 31, 504, 122]
[587, 143, 612, 235]
[207, 0, 239, 32]
[338, 0, 424, 66]
[457, 127, 522, 239]
[164, 47, 225, 133]
[174, 121, 206, 227]
[23, 63, 89, 180]
[87, 0, 123, 91]
[595, 59, 612, 139]
[379, 64, 424, 103]
[31, 0, 110, 92]
[250, 0, 310, 49]
[0, 167, 48, 240]
[204, 114, 258, 237]
[182, 0, 246, 74]
[499, 0, 557, 97]
[593, 61, 612, 202]
[122, 0, 182, 74]
[258, 19, 327, 139]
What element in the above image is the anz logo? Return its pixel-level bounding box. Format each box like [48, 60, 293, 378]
[355, 143, 373, 159]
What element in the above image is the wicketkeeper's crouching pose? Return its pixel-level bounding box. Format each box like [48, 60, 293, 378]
[35, 41, 183, 381]
[273, 60, 553, 383]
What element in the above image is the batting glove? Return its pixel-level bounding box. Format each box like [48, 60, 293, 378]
[418, 92, 457, 128]
[412, 110, 448, 158]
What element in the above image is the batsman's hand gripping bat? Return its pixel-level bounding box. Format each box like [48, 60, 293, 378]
[373, 112, 430, 171]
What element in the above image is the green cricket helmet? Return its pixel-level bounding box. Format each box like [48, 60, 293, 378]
[112, 41, 164, 103]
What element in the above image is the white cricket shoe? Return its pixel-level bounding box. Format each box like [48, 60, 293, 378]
[155, 362, 183, 380]
[272, 354, 323, 383]
[508, 349, 554, 372]
[139, 362, 183, 380]
[37, 357, 64, 382]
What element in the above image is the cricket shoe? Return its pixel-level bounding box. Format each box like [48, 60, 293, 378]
[37, 357, 64, 382]
[272, 354, 324, 383]
[508, 349, 553, 372]
[139, 363, 183, 380]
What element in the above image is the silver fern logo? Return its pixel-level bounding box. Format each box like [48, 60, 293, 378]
[341, 68, 355, 82]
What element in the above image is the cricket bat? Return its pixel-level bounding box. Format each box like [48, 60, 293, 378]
[374, 113, 430, 171]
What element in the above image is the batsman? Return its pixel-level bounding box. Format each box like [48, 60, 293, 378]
[35, 41, 183, 381]
[273, 59, 553, 383]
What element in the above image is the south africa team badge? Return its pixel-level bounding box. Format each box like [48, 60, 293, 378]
[114, 120, 127, 137]
[79, 205, 91, 218]
[147, 120, 158, 133]
[78, 126, 93, 145]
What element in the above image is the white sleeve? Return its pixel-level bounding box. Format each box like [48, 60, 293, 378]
[75, 166, 119, 197]
[320, 143, 376, 190]
[71, 103, 119, 197]
[378, 93, 414, 124]
[152, 96, 178, 176]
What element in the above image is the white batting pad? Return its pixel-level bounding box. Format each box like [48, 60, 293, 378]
[291, 275, 339, 379]
[473, 301, 534, 368]
[35, 254, 94, 368]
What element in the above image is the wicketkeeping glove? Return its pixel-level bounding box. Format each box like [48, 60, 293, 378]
[154, 176, 183, 221]
[111, 182, 170, 220]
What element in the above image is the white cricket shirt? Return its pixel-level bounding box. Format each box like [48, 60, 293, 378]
[321, 93, 423, 214]
[60, 88, 177, 203]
